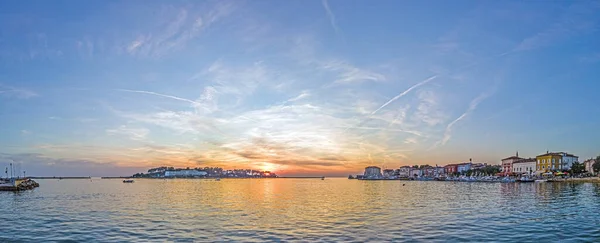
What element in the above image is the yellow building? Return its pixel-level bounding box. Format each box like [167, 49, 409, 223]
[536, 152, 563, 174]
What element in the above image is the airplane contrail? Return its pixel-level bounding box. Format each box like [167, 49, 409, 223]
[116, 89, 260, 123]
[370, 75, 437, 115]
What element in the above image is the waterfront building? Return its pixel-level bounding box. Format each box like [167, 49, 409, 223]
[435, 166, 445, 176]
[536, 152, 563, 174]
[398, 166, 411, 178]
[558, 152, 579, 170]
[471, 163, 488, 170]
[423, 166, 436, 177]
[383, 169, 395, 178]
[364, 166, 383, 179]
[444, 164, 458, 174]
[409, 168, 422, 178]
[512, 158, 536, 176]
[584, 159, 596, 175]
[501, 152, 522, 176]
[164, 169, 208, 177]
[457, 163, 472, 174]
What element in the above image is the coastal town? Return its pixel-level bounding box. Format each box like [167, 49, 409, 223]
[132, 166, 279, 179]
[351, 151, 600, 182]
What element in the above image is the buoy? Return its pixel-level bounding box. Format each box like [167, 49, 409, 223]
[402, 184, 405, 186]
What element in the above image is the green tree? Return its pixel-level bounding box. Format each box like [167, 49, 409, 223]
[571, 161, 586, 175]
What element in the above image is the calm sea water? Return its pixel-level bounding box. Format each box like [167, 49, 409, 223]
[1, 178, 600, 242]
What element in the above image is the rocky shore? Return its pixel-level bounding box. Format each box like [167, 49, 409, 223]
[0, 178, 40, 191]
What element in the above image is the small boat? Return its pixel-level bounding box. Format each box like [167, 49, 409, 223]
[123, 179, 134, 183]
[535, 179, 547, 182]
[518, 177, 535, 182]
[321, 177, 325, 180]
[215, 178, 221, 181]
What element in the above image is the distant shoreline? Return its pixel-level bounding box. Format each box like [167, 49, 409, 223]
[100, 176, 326, 179]
[25, 176, 328, 179]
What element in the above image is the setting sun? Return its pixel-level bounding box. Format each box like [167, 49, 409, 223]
[260, 162, 277, 172]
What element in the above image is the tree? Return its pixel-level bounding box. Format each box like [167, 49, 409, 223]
[571, 161, 586, 175]
[593, 156, 600, 173]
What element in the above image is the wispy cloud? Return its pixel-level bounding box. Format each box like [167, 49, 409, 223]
[435, 92, 491, 147]
[322, 0, 341, 35]
[0, 84, 37, 99]
[513, 2, 599, 52]
[322, 60, 386, 84]
[414, 89, 447, 127]
[125, 2, 236, 58]
[106, 125, 149, 141]
[287, 90, 311, 102]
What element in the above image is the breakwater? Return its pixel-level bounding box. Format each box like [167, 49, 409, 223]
[0, 178, 40, 191]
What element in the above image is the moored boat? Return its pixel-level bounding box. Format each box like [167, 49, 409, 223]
[517, 176, 535, 182]
[122, 179, 134, 183]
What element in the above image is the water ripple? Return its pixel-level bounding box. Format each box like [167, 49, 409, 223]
[2, 179, 600, 242]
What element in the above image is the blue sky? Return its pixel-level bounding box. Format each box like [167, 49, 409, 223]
[1, 0, 599, 176]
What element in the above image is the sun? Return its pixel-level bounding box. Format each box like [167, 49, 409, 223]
[261, 162, 276, 172]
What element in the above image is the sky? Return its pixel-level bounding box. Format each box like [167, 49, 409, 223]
[1, 0, 600, 177]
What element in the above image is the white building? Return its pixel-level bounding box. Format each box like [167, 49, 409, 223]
[398, 166, 411, 178]
[409, 168, 422, 178]
[164, 170, 208, 177]
[512, 158, 536, 176]
[435, 166, 445, 176]
[364, 166, 382, 179]
[457, 163, 472, 174]
[584, 159, 596, 175]
[559, 152, 579, 170]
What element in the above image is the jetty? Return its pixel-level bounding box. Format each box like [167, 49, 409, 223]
[0, 178, 40, 191]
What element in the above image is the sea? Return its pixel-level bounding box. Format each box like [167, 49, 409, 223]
[1, 178, 600, 242]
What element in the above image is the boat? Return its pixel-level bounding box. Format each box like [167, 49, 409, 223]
[518, 177, 535, 182]
[321, 176, 325, 180]
[122, 179, 134, 183]
[535, 179, 547, 182]
[215, 178, 221, 181]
